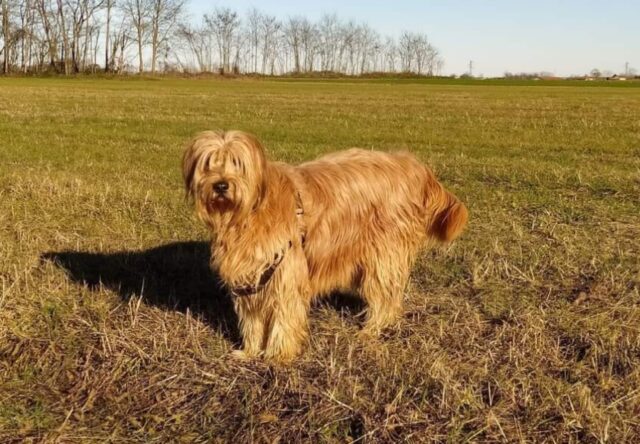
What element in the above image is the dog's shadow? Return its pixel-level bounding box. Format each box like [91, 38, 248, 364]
[43, 241, 369, 345]
[42, 241, 239, 343]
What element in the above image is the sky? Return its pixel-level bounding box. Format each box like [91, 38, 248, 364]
[188, 0, 639, 77]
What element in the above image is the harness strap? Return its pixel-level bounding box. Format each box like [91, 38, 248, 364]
[231, 241, 291, 297]
[231, 191, 306, 298]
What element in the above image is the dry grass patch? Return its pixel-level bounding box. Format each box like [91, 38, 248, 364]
[1, 77, 639, 442]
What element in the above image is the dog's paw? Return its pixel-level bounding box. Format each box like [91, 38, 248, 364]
[357, 327, 380, 341]
[230, 349, 251, 361]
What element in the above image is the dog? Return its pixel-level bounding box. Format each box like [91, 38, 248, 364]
[182, 130, 467, 361]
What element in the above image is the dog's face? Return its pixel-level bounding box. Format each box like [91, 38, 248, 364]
[183, 131, 267, 225]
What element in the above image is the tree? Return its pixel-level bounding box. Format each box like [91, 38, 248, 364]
[259, 13, 279, 74]
[1, 0, 12, 73]
[149, 0, 184, 73]
[245, 7, 261, 73]
[55, 0, 71, 74]
[590, 68, 601, 78]
[17, 0, 36, 73]
[317, 13, 339, 72]
[356, 24, 379, 74]
[396, 31, 441, 75]
[205, 7, 240, 74]
[177, 22, 209, 72]
[109, 17, 130, 73]
[121, 0, 149, 73]
[0, 0, 10, 74]
[35, 0, 60, 71]
[104, 0, 112, 71]
[3, 3, 446, 76]
[284, 16, 304, 73]
[70, 0, 105, 73]
[383, 36, 397, 72]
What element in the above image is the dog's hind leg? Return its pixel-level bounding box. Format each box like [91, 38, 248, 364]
[359, 260, 410, 335]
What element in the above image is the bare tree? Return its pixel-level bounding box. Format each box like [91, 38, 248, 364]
[204, 7, 240, 74]
[3, 3, 445, 76]
[398, 31, 413, 72]
[396, 31, 441, 75]
[1, 0, 12, 73]
[298, 17, 316, 72]
[177, 22, 209, 72]
[351, 24, 378, 74]
[245, 7, 261, 73]
[54, 0, 72, 73]
[148, 0, 183, 73]
[284, 16, 303, 73]
[259, 13, 280, 74]
[317, 13, 339, 72]
[34, 0, 60, 70]
[17, 0, 36, 73]
[72, 0, 105, 72]
[103, 0, 112, 71]
[383, 36, 397, 72]
[121, 0, 149, 73]
[110, 17, 130, 72]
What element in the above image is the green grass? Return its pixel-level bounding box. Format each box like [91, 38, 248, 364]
[1, 77, 639, 442]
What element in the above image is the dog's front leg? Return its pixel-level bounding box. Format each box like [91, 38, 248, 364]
[234, 301, 268, 358]
[263, 250, 311, 362]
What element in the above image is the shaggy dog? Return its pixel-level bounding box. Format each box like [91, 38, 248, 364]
[183, 130, 467, 361]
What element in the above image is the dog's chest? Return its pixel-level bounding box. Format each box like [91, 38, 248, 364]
[210, 235, 288, 289]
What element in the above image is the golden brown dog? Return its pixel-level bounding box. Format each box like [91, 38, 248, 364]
[183, 130, 467, 361]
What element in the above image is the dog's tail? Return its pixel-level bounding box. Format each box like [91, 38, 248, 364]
[424, 171, 468, 243]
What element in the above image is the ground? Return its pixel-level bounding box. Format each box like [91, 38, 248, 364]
[1, 77, 639, 443]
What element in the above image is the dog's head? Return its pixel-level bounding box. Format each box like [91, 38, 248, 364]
[183, 130, 268, 225]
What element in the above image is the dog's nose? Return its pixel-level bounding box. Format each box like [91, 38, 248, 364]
[213, 181, 229, 193]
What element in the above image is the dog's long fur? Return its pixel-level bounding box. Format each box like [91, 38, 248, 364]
[183, 130, 467, 360]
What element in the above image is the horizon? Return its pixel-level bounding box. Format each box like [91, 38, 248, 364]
[189, 0, 639, 78]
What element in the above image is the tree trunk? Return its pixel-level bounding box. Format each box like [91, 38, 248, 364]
[137, 37, 143, 72]
[104, 0, 110, 71]
[136, 13, 143, 73]
[150, 21, 158, 73]
[82, 15, 91, 71]
[2, 0, 10, 73]
[56, 0, 71, 75]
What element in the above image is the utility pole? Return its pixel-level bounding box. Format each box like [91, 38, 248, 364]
[468, 60, 473, 77]
[625, 61, 629, 76]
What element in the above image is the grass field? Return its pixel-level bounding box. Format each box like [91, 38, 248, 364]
[1, 77, 639, 443]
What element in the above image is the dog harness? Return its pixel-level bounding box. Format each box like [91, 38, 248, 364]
[231, 241, 292, 297]
[231, 191, 306, 297]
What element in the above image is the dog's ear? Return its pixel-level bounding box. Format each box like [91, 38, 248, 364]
[182, 137, 199, 199]
[182, 132, 215, 200]
[426, 179, 468, 243]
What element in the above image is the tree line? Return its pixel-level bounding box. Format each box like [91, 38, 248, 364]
[0, 1, 444, 76]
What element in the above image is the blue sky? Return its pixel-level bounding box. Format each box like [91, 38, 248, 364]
[188, 0, 639, 77]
